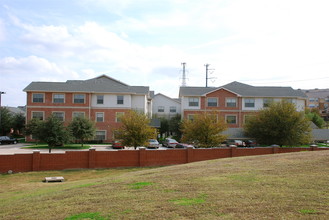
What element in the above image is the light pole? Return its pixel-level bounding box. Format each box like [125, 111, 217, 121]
[0, 91, 6, 135]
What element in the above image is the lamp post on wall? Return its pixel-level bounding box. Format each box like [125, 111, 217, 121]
[0, 91, 6, 135]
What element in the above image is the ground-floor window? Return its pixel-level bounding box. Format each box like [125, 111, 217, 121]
[226, 115, 237, 124]
[95, 130, 106, 140]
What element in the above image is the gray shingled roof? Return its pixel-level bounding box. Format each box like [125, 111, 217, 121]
[23, 75, 149, 94]
[312, 129, 329, 141]
[179, 81, 307, 98]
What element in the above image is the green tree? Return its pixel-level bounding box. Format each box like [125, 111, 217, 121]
[69, 116, 96, 147]
[116, 110, 156, 149]
[181, 112, 227, 148]
[25, 118, 43, 142]
[26, 116, 71, 153]
[305, 109, 325, 128]
[0, 107, 13, 135]
[12, 113, 26, 135]
[244, 100, 312, 146]
[169, 114, 182, 141]
[159, 117, 169, 137]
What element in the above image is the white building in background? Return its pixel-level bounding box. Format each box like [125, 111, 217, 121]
[152, 93, 181, 118]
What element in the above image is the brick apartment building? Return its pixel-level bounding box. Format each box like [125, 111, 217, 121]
[179, 81, 307, 128]
[23, 75, 152, 142]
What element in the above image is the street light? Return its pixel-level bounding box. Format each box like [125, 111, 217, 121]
[0, 91, 6, 135]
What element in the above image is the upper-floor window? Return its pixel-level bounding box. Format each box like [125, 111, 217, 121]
[97, 95, 104, 104]
[74, 94, 85, 104]
[53, 94, 65, 103]
[170, 106, 176, 113]
[207, 98, 218, 107]
[73, 112, 85, 118]
[244, 98, 255, 108]
[309, 98, 318, 102]
[96, 112, 104, 122]
[226, 98, 237, 107]
[263, 98, 273, 107]
[325, 98, 329, 103]
[53, 112, 65, 121]
[32, 111, 44, 120]
[32, 93, 44, 103]
[188, 97, 199, 107]
[117, 95, 124, 104]
[158, 106, 165, 112]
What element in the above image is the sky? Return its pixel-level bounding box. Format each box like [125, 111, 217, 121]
[1, 0, 329, 107]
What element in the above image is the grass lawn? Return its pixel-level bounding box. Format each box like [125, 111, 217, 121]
[22, 144, 91, 150]
[1, 151, 329, 219]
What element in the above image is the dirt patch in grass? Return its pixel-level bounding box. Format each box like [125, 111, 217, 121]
[0, 151, 329, 219]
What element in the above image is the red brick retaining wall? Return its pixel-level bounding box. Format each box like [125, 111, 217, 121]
[1, 146, 328, 173]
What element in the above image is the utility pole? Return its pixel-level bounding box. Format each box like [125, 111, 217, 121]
[205, 64, 215, 87]
[181, 62, 187, 87]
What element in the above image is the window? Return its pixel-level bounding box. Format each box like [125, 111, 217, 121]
[188, 97, 199, 107]
[263, 98, 273, 107]
[97, 95, 104, 104]
[95, 131, 106, 140]
[170, 106, 176, 113]
[187, 114, 195, 121]
[74, 94, 85, 103]
[32, 93, 44, 103]
[244, 98, 255, 108]
[226, 115, 237, 124]
[226, 98, 237, 107]
[117, 95, 124, 104]
[32, 111, 44, 120]
[73, 112, 85, 118]
[207, 98, 218, 107]
[53, 94, 64, 103]
[53, 112, 64, 121]
[96, 112, 104, 122]
[309, 98, 318, 102]
[325, 98, 329, 103]
[158, 106, 165, 112]
[116, 112, 125, 122]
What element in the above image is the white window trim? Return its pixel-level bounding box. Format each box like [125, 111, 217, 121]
[73, 94, 86, 104]
[117, 95, 124, 105]
[31, 111, 45, 120]
[96, 112, 104, 122]
[169, 106, 177, 113]
[225, 98, 237, 107]
[188, 97, 199, 107]
[52, 111, 65, 121]
[96, 95, 104, 105]
[72, 112, 85, 118]
[207, 97, 218, 107]
[244, 98, 255, 108]
[52, 93, 65, 104]
[225, 115, 237, 124]
[32, 93, 45, 103]
[95, 130, 107, 141]
[158, 106, 165, 112]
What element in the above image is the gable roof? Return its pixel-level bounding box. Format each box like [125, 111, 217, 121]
[154, 93, 181, 104]
[179, 81, 307, 98]
[23, 75, 149, 95]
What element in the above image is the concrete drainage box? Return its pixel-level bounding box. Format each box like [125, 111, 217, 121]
[44, 177, 65, 183]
